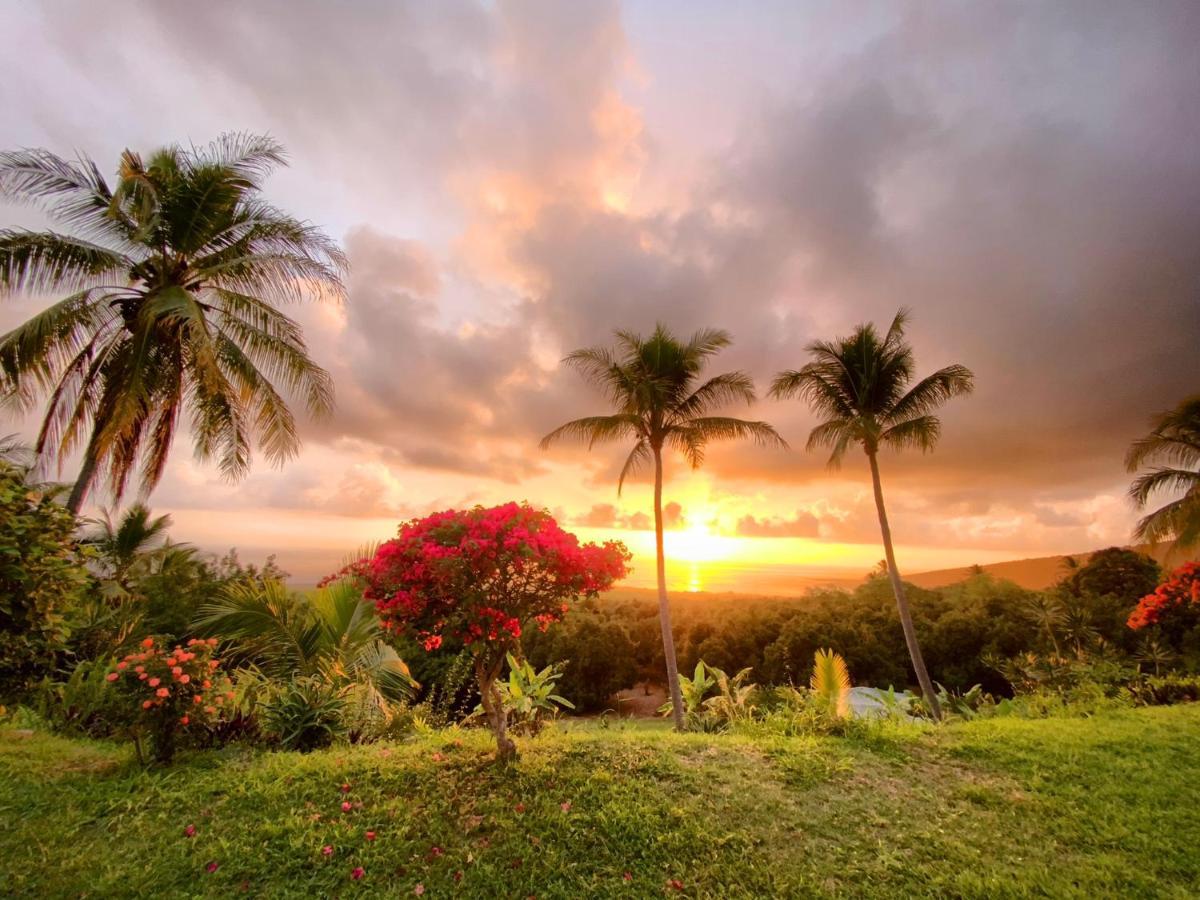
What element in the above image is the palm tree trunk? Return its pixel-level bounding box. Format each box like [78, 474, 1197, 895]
[654, 447, 686, 731]
[867, 450, 943, 721]
[67, 437, 101, 516]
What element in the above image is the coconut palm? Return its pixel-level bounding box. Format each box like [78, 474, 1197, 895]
[770, 310, 973, 720]
[0, 133, 345, 513]
[1126, 394, 1200, 551]
[541, 324, 785, 729]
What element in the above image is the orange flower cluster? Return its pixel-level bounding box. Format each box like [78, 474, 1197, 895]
[1127, 562, 1200, 630]
[107, 636, 235, 725]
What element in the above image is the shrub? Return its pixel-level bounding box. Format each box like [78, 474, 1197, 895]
[0, 461, 92, 700]
[487, 653, 574, 736]
[1127, 563, 1200, 665]
[104, 637, 235, 763]
[259, 676, 348, 751]
[351, 503, 628, 759]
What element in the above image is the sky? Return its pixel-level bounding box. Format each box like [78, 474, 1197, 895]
[1, 0, 1198, 590]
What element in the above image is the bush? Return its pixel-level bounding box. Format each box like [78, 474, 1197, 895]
[0, 461, 92, 700]
[259, 676, 347, 751]
[104, 637, 235, 763]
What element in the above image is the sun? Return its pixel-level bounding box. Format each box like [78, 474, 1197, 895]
[666, 518, 734, 564]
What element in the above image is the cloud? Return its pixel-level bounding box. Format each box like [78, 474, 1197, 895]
[735, 510, 820, 539]
[573, 503, 652, 530]
[2, 1, 1198, 562]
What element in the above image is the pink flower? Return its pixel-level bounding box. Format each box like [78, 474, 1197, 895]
[205, 861, 219, 874]
[515, 803, 526, 813]
[156, 687, 169, 698]
[340, 783, 351, 793]
[365, 831, 376, 842]
[431, 752, 445, 762]
[148, 677, 161, 688]
[183, 824, 196, 838]
[105, 672, 119, 682]
[667, 879, 684, 891]
[322, 845, 334, 857]
[350, 867, 365, 881]
[414, 885, 425, 896]
[341, 801, 352, 813]
[429, 846, 444, 858]
[560, 801, 571, 812]
[623, 871, 633, 882]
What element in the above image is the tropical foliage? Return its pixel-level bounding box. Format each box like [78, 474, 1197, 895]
[1126, 394, 1200, 550]
[543, 324, 784, 730]
[0, 457, 91, 698]
[195, 577, 417, 742]
[0, 133, 345, 511]
[809, 648, 851, 719]
[771, 309, 973, 719]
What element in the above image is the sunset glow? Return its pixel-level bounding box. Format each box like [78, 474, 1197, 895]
[1, 2, 1195, 593]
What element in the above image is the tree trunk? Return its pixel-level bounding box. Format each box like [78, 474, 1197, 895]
[654, 447, 686, 731]
[476, 656, 517, 761]
[867, 450, 943, 721]
[67, 437, 101, 516]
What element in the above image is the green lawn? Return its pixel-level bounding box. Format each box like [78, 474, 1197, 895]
[1, 706, 1198, 898]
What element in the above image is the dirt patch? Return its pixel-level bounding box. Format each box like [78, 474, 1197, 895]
[608, 682, 667, 718]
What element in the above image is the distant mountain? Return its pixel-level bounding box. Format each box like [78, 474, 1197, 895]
[906, 544, 1195, 590]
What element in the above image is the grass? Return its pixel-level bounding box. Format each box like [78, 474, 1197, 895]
[1, 706, 1198, 898]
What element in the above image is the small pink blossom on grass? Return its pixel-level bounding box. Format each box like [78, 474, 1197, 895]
[105, 672, 119, 682]
[183, 824, 196, 838]
[365, 831, 376, 842]
[623, 871, 632, 882]
[340, 783, 351, 794]
[322, 845, 334, 857]
[341, 801, 353, 813]
[414, 885, 425, 896]
[515, 802, 525, 814]
[431, 752, 446, 762]
[350, 866, 365, 881]
[429, 846, 444, 858]
[560, 801, 571, 812]
[205, 861, 219, 874]
[667, 878, 684, 891]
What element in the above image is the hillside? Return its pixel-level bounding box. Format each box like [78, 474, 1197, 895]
[2, 707, 1198, 897]
[906, 543, 1194, 590]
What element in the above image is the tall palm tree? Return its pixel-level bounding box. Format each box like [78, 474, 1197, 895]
[770, 310, 973, 720]
[1125, 394, 1200, 551]
[541, 324, 785, 729]
[0, 133, 345, 513]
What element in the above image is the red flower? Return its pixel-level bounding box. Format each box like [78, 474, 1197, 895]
[205, 861, 219, 874]
[623, 872, 633, 882]
[141, 638, 155, 648]
[560, 801, 571, 812]
[667, 879, 684, 891]
[365, 831, 376, 842]
[322, 845, 334, 857]
[350, 867, 365, 881]
[105, 672, 119, 682]
[515, 802, 525, 813]
[341, 783, 351, 793]
[183, 824, 196, 838]
[341, 801, 353, 813]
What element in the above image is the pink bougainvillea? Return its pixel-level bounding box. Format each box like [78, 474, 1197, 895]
[333, 503, 629, 758]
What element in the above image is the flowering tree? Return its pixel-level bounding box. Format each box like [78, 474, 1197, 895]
[353, 503, 629, 758]
[1127, 563, 1200, 655]
[105, 636, 235, 763]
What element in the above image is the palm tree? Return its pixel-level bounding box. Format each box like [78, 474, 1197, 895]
[541, 325, 785, 729]
[770, 310, 973, 720]
[0, 133, 345, 513]
[1126, 395, 1200, 551]
[80, 503, 176, 594]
